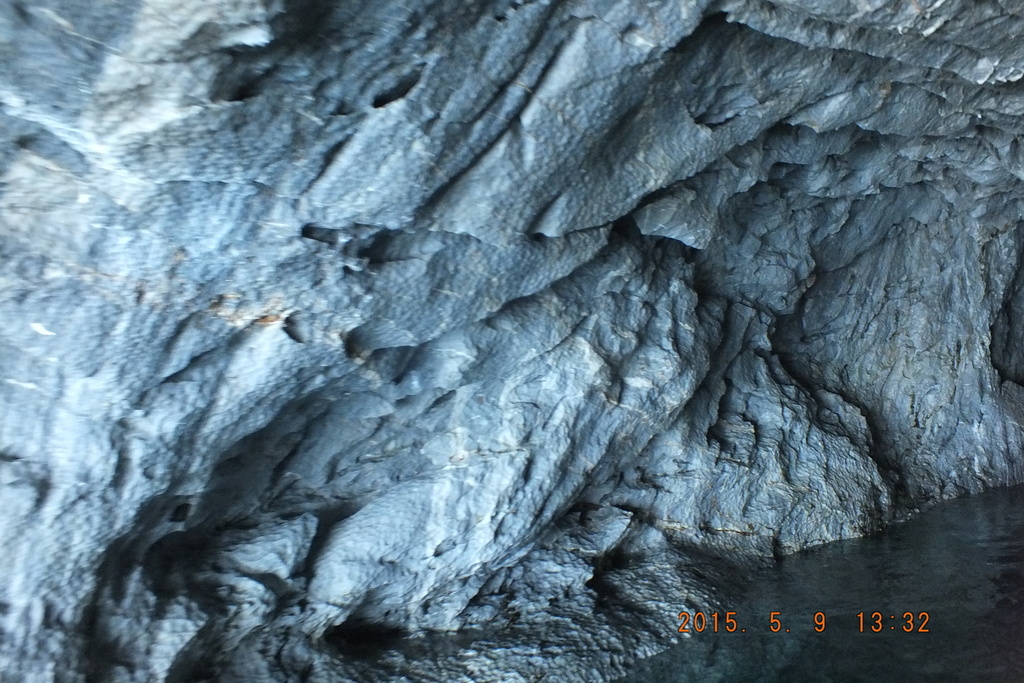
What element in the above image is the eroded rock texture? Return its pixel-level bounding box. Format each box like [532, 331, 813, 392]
[3, 0, 1024, 680]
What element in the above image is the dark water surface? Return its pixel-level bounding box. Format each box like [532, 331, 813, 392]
[618, 484, 1024, 683]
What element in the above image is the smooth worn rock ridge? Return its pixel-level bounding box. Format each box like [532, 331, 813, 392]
[3, 0, 1024, 681]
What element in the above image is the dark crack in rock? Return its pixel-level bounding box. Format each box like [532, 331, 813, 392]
[3, 0, 1024, 681]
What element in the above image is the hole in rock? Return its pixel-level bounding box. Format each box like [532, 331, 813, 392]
[569, 500, 602, 524]
[283, 314, 306, 343]
[170, 503, 191, 523]
[217, 71, 270, 102]
[300, 223, 341, 246]
[331, 100, 353, 116]
[372, 68, 423, 108]
[609, 215, 642, 242]
[341, 329, 371, 360]
[598, 545, 632, 572]
[693, 109, 738, 130]
[584, 572, 620, 600]
[142, 531, 213, 599]
[352, 228, 403, 265]
[668, 12, 730, 54]
[585, 545, 634, 600]
[324, 619, 409, 657]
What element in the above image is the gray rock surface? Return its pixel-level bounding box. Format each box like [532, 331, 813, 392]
[3, 0, 1024, 680]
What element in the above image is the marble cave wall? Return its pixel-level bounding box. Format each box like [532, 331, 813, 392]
[3, 0, 1024, 680]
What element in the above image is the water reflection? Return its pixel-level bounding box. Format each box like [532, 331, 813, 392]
[618, 484, 1024, 682]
